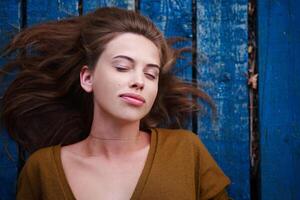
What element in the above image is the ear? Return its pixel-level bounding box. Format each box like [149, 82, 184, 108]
[80, 65, 93, 93]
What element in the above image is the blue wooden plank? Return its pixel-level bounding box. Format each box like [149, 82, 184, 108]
[139, 0, 193, 80]
[27, 0, 79, 25]
[0, 1, 22, 95]
[0, 1, 21, 52]
[0, 1, 21, 199]
[258, 0, 300, 199]
[0, 129, 18, 200]
[82, 0, 134, 14]
[196, 1, 250, 199]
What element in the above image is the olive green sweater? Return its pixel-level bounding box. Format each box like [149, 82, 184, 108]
[17, 128, 230, 200]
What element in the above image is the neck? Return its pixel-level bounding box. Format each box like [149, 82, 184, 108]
[82, 106, 145, 158]
[89, 133, 140, 141]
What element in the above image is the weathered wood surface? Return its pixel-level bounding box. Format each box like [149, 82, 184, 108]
[83, 0, 134, 13]
[27, 0, 79, 25]
[196, 1, 250, 199]
[0, 1, 251, 199]
[258, 0, 300, 199]
[0, 1, 21, 199]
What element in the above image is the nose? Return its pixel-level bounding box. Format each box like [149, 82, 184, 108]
[129, 71, 145, 90]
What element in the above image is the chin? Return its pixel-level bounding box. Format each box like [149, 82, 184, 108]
[114, 110, 149, 123]
[118, 114, 147, 123]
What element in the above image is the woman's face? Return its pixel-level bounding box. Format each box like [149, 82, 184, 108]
[80, 33, 160, 123]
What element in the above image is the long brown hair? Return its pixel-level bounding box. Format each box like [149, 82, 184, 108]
[0, 7, 214, 152]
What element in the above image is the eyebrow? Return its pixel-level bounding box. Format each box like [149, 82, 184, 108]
[112, 55, 160, 69]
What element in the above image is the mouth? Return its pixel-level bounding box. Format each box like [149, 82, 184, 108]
[119, 93, 145, 106]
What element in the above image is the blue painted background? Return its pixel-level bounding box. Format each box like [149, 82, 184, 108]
[0, 1, 21, 199]
[2, 0, 298, 200]
[196, 1, 249, 199]
[258, 0, 300, 200]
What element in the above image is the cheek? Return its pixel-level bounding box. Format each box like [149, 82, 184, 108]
[92, 70, 120, 90]
[149, 83, 159, 102]
[93, 80, 119, 95]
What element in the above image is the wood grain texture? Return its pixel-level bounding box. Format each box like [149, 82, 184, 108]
[196, 1, 250, 199]
[0, 129, 18, 200]
[0, 1, 23, 96]
[27, 0, 79, 25]
[83, 0, 134, 14]
[0, 1, 20, 199]
[0, 0, 21, 67]
[258, 0, 300, 199]
[139, 0, 193, 80]
[82, 0, 135, 13]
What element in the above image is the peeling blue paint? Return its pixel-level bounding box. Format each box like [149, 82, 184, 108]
[197, 1, 250, 200]
[27, 0, 79, 25]
[83, 0, 134, 14]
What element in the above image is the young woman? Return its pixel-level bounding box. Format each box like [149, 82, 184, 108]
[1, 7, 230, 200]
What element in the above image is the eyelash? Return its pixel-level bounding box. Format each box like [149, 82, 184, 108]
[114, 65, 158, 80]
[115, 65, 129, 72]
[115, 67, 129, 71]
[145, 73, 157, 80]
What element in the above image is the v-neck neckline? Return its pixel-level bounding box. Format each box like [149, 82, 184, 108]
[52, 128, 158, 200]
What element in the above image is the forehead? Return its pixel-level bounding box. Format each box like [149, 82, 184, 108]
[101, 33, 160, 65]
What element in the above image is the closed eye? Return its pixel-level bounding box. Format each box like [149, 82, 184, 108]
[115, 65, 129, 72]
[145, 73, 157, 80]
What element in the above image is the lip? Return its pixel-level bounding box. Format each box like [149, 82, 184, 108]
[119, 93, 146, 106]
